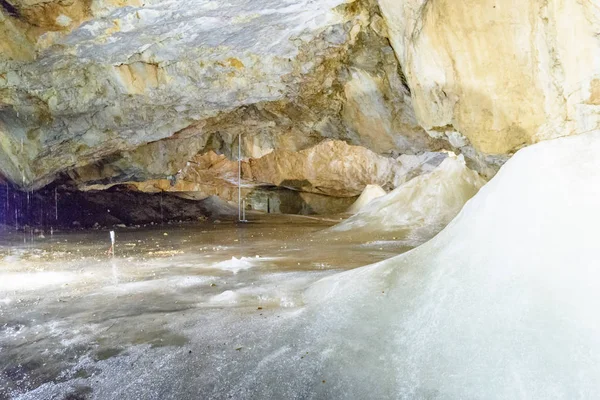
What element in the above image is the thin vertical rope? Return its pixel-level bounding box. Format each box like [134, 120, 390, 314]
[238, 133, 241, 222]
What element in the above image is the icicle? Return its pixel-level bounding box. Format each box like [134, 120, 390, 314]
[54, 188, 58, 220]
[4, 185, 8, 226]
[238, 133, 242, 222]
[242, 198, 247, 222]
[108, 230, 115, 256]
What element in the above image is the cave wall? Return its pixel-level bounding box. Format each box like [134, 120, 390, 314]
[1, 0, 599, 203]
[378, 0, 600, 155]
[0, 0, 439, 192]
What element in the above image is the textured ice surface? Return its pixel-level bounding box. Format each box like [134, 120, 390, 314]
[329, 154, 486, 244]
[346, 184, 387, 214]
[212, 256, 259, 274]
[397, 151, 448, 177]
[6, 132, 599, 399]
[0, 215, 407, 399]
[298, 132, 600, 398]
[0, 271, 77, 291]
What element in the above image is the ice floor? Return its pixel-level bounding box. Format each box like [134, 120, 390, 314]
[4, 132, 600, 399]
[0, 215, 411, 399]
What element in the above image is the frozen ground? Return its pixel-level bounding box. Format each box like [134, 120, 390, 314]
[0, 215, 410, 399]
[3, 132, 599, 399]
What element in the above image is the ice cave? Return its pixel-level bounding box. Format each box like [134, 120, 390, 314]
[1, 0, 600, 399]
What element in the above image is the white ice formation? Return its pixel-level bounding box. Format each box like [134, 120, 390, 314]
[346, 184, 387, 214]
[329, 154, 486, 244]
[296, 131, 600, 398]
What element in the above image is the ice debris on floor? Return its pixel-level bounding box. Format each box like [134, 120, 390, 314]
[212, 257, 259, 274]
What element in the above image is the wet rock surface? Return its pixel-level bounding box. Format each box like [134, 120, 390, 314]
[0, 185, 232, 230]
[379, 0, 600, 156]
[0, 0, 439, 190]
[0, 182, 359, 231]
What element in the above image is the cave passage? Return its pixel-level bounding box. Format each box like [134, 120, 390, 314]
[0, 152, 482, 399]
[0, 210, 411, 399]
[2, 0, 599, 396]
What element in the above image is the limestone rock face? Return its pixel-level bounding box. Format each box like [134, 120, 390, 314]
[77, 151, 247, 202]
[247, 140, 406, 197]
[0, 0, 437, 189]
[77, 148, 361, 215]
[6, 0, 595, 193]
[78, 140, 441, 198]
[1, 0, 142, 61]
[378, 0, 600, 156]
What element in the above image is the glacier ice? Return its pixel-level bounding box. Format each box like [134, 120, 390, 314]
[295, 131, 600, 399]
[346, 184, 387, 214]
[329, 154, 486, 245]
[8, 132, 600, 399]
[199, 131, 600, 399]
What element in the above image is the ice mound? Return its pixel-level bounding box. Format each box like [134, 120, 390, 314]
[328, 154, 486, 244]
[346, 184, 387, 214]
[210, 290, 241, 305]
[198, 132, 600, 399]
[289, 132, 600, 398]
[212, 257, 256, 274]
